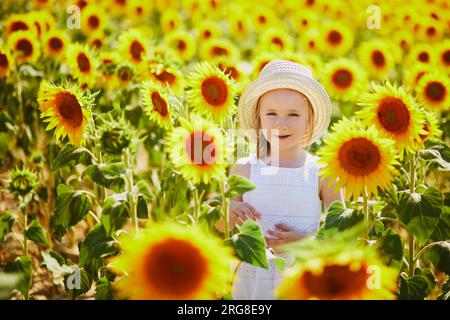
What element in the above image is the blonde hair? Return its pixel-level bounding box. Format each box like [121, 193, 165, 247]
[254, 94, 315, 159]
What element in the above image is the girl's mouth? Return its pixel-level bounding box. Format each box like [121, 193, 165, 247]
[277, 135, 291, 140]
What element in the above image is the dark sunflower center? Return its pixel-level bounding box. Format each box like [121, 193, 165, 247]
[151, 92, 169, 117]
[338, 138, 381, 176]
[418, 52, 429, 63]
[155, 70, 176, 85]
[0, 53, 9, 69]
[425, 81, 446, 102]
[201, 76, 228, 106]
[309, 40, 315, 49]
[211, 46, 228, 56]
[92, 39, 102, 49]
[178, 40, 186, 52]
[143, 239, 207, 296]
[49, 37, 63, 50]
[426, 27, 436, 36]
[332, 69, 353, 89]
[327, 30, 342, 45]
[371, 50, 385, 67]
[272, 37, 284, 49]
[442, 50, 450, 65]
[118, 67, 132, 82]
[377, 97, 411, 134]
[303, 264, 368, 299]
[16, 39, 33, 57]
[55, 92, 83, 127]
[237, 21, 243, 31]
[204, 30, 212, 38]
[130, 40, 144, 61]
[11, 21, 29, 33]
[258, 16, 266, 24]
[185, 131, 217, 166]
[88, 15, 100, 29]
[77, 0, 87, 10]
[77, 53, 91, 72]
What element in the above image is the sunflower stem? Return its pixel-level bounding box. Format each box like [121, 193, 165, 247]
[219, 179, 230, 239]
[362, 186, 370, 241]
[23, 206, 28, 257]
[408, 153, 417, 276]
[125, 148, 138, 234]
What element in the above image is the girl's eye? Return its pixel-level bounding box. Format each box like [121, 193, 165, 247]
[266, 113, 277, 116]
[289, 114, 300, 117]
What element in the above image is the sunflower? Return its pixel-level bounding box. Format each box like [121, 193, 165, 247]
[406, 43, 437, 66]
[357, 82, 426, 159]
[393, 30, 414, 52]
[320, 21, 354, 57]
[160, 9, 183, 34]
[127, 0, 152, 23]
[4, 14, 35, 37]
[418, 18, 444, 43]
[66, 43, 98, 87]
[164, 30, 196, 62]
[216, 60, 248, 94]
[167, 115, 228, 184]
[8, 167, 38, 198]
[436, 40, 450, 74]
[87, 30, 107, 50]
[142, 59, 185, 95]
[81, 5, 108, 34]
[258, 27, 294, 52]
[38, 81, 94, 146]
[321, 58, 368, 102]
[227, 13, 250, 40]
[414, 110, 443, 149]
[110, 0, 129, 17]
[275, 248, 398, 300]
[187, 61, 237, 124]
[32, 0, 54, 9]
[199, 38, 240, 63]
[0, 48, 14, 78]
[415, 71, 450, 112]
[41, 29, 69, 61]
[290, 10, 319, 35]
[97, 51, 120, 89]
[251, 6, 278, 33]
[194, 20, 221, 42]
[317, 118, 398, 200]
[297, 28, 321, 54]
[7, 31, 41, 64]
[109, 223, 235, 300]
[116, 62, 136, 86]
[357, 39, 395, 80]
[141, 80, 172, 129]
[117, 29, 149, 65]
[403, 63, 433, 89]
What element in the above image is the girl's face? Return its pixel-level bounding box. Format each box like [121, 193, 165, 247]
[258, 88, 310, 151]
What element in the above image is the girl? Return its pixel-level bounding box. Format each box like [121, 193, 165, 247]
[215, 60, 345, 300]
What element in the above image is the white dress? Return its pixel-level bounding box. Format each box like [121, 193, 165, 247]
[231, 151, 323, 300]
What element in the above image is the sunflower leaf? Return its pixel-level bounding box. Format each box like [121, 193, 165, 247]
[64, 268, 92, 300]
[398, 186, 443, 245]
[101, 197, 129, 237]
[52, 184, 92, 241]
[377, 233, 403, 266]
[95, 277, 113, 300]
[224, 220, 269, 270]
[426, 242, 450, 275]
[225, 175, 256, 199]
[51, 144, 95, 171]
[419, 139, 450, 171]
[0, 211, 15, 244]
[25, 219, 50, 247]
[430, 206, 450, 242]
[79, 224, 118, 268]
[399, 274, 431, 300]
[84, 163, 126, 193]
[322, 201, 364, 232]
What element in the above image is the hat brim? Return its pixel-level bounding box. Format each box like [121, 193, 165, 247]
[238, 72, 332, 145]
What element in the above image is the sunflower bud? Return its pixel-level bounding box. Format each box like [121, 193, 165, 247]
[8, 168, 37, 198]
[100, 125, 132, 155]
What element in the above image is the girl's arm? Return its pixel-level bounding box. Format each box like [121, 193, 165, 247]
[319, 176, 345, 210]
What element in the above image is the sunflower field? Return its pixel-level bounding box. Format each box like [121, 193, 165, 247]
[0, 0, 449, 301]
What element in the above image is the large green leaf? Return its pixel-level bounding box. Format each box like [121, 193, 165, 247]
[378, 233, 403, 265]
[322, 201, 364, 232]
[224, 220, 269, 270]
[419, 139, 450, 171]
[101, 197, 129, 236]
[399, 274, 431, 300]
[51, 144, 94, 171]
[0, 212, 15, 244]
[79, 224, 118, 268]
[4, 256, 32, 299]
[225, 175, 256, 199]
[25, 220, 50, 247]
[398, 187, 443, 245]
[51, 184, 92, 240]
[84, 163, 125, 193]
[430, 206, 450, 242]
[427, 242, 450, 275]
[64, 269, 92, 300]
[41, 250, 76, 286]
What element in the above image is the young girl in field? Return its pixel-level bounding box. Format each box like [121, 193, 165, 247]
[215, 60, 345, 300]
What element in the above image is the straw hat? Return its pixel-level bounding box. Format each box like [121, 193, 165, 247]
[238, 59, 332, 144]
